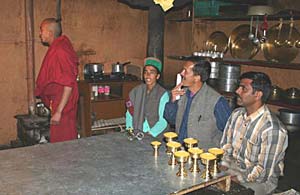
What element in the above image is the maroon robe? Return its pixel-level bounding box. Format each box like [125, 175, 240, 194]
[35, 35, 79, 143]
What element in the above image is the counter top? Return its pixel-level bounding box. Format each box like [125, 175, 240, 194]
[0, 132, 229, 195]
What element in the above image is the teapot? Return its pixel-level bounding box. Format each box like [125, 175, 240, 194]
[36, 102, 51, 117]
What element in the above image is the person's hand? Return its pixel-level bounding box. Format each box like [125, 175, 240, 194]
[219, 165, 229, 172]
[171, 83, 185, 102]
[231, 175, 240, 184]
[50, 112, 62, 125]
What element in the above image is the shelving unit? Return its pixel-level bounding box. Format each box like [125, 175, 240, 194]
[78, 80, 141, 137]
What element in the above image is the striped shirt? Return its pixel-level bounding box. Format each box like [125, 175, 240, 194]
[220, 105, 288, 185]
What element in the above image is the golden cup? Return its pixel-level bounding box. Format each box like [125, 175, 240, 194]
[184, 138, 198, 163]
[184, 138, 198, 149]
[188, 147, 204, 173]
[208, 147, 224, 176]
[166, 141, 181, 166]
[174, 150, 190, 177]
[200, 152, 216, 181]
[151, 141, 162, 157]
[164, 132, 178, 155]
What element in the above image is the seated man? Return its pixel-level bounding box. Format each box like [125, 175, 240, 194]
[164, 59, 231, 149]
[125, 57, 169, 138]
[220, 71, 288, 195]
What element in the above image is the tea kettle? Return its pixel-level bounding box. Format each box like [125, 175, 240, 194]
[36, 102, 51, 117]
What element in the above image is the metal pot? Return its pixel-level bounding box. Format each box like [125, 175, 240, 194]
[111, 61, 130, 74]
[84, 63, 104, 80]
[279, 108, 300, 126]
[36, 102, 51, 117]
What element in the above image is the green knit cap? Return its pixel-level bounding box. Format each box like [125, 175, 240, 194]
[144, 57, 162, 73]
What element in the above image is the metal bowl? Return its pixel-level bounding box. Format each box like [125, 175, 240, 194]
[279, 109, 300, 126]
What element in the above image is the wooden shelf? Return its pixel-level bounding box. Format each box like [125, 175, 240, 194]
[220, 91, 300, 110]
[217, 58, 300, 70]
[194, 14, 300, 21]
[167, 55, 300, 70]
[92, 95, 123, 102]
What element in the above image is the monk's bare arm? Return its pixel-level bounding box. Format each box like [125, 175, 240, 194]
[51, 86, 72, 124]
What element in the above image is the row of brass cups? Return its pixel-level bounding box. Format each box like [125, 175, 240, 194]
[150, 132, 225, 181]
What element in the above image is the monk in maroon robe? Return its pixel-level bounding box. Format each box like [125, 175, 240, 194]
[35, 18, 78, 143]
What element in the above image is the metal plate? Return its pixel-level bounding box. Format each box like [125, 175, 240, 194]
[206, 31, 229, 53]
[262, 23, 300, 63]
[229, 24, 260, 59]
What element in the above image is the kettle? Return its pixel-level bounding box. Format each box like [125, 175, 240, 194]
[36, 102, 51, 117]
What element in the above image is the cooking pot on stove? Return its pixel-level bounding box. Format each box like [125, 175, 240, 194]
[111, 61, 130, 74]
[84, 63, 104, 80]
[36, 102, 51, 117]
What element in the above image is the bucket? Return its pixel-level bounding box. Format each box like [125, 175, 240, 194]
[218, 64, 240, 92]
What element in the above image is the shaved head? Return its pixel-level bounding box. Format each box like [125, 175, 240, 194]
[41, 18, 62, 38]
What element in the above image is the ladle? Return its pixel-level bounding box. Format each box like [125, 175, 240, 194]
[284, 17, 294, 48]
[274, 18, 284, 47]
[253, 16, 260, 45]
[248, 16, 254, 40]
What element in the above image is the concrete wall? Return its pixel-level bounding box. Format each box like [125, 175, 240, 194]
[0, 0, 192, 144]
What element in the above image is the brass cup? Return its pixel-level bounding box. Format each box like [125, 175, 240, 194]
[183, 138, 198, 149]
[166, 141, 181, 166]
[174, 150, 190, 177]
[151, 141, 162, 157]
[164, 132, 178, 155]
[200, 153, 216, 181]
[188, 147, 204, 173]
[208, 148, 225, 176]
[184, 138, 198, 163]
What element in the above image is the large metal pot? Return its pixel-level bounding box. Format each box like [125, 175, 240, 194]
[279, 108, 300, 126]
[217, 64, 241, 92]
[84, 63, 104, 80]
[111, 61, 130, 74]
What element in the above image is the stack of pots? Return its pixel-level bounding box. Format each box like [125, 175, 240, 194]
[279, 109, 300, 133]
[217, 64, 241, 92]
[207, 61, 219, 88]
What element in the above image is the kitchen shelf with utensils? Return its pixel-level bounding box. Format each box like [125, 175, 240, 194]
[220, 91, 300, 111]
[78, 80, 141, 137]
[215, 57, 300, 70]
